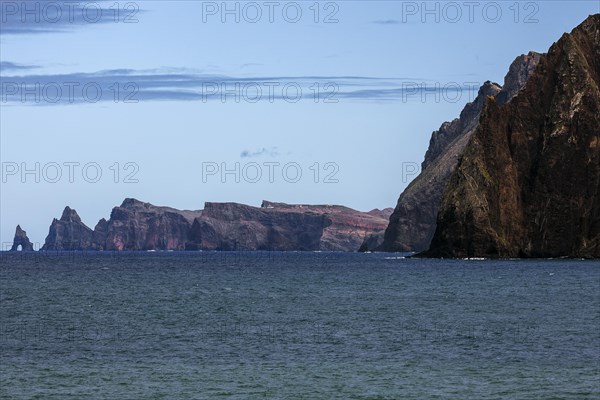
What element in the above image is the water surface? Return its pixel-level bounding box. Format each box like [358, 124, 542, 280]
[1, 252, 598, 399]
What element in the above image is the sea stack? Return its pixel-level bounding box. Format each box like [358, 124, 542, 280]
[10, 225, 34, 251]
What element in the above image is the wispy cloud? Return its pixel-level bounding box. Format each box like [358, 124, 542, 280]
[0, 64, 483, 105]
[372, 19, 401, 25]
[241, 147, 280, 158]
[240, 63, 264, 69]
[0, 0, 144, 35]
[0, 61, 38, 72]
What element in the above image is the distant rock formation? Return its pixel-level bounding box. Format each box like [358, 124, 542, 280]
[376, 52, 541, 253]
[425, 14, 600, 258]
[41, 207, 100, 250]
[9, 225, 34, 251]
[183, 200, 391, 251]
[38, 199, 390, 251]
[102, 198, 201, 251]
[186, 202, 329, 251]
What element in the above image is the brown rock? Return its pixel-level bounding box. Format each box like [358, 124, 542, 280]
[10, 225, 34, 251]
[41, 207, 99, 250]
[101, 198, 201, 251]
[425, 14, 600, 258]
[379, 52, 542, 253]
[187, 201, 390, 251]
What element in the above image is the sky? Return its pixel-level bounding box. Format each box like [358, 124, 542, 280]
[1, 0, 599, 247]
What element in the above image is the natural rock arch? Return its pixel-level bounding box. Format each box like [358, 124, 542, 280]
[10, 225, 34, 251]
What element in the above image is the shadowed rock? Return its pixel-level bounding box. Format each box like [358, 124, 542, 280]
[425, 14, 600, 258]
[41, 207, 99, 250]
[100, 198, 201, 251]
[39, 199, 389, 251]
[187, 201, 391, 251]
[10, 225, 34, 251]
[376, 50, 542, 253]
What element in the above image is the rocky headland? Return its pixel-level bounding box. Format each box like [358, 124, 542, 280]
[33, 199, 392, 252]
[424, 14, 600, 258]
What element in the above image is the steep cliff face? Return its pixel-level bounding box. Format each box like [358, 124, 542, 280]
[92, 218, 109, 249]
[101, 198, 202, 251]
[264, 202, 392, 250]
[496, 52, 543, 104]
[41, 207, 99, 250]
[187, 202, 328, 251]
[426, 15, 600, 258]
[187, 201, 390, 251]
[9, 225, 34, 251]
[37, 199, 388, 251]
[421, 82, 501, 171]
[316, 204, 392, 251]
[379, 52, 542, 253]
[381, 82, 501, 252]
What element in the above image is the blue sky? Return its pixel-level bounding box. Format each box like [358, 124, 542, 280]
[1, 0, 599, 246]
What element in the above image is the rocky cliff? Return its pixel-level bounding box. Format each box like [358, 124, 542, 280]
[9, 225, 34, 251]
[378, 52, 541, 252]
[186, 202, 329, 251]
[102, 198, 201, 251]
[179, 200, 390, 251]
[38, 199, 389, 251]
[41, 207, 100, 250]
[425, 14, 600, 258]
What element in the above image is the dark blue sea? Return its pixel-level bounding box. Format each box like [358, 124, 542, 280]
[1, 252, 599, 399]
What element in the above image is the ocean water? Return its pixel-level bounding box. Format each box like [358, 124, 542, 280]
[0, 251, 598, 399]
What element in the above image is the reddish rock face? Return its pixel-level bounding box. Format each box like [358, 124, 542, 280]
[187, 201, 390, 251]
[187, 202, 328, 251]
[102, 199, 200, 251]
[426, 15, 600, 258]
[39, 199, 389, 251]
[41, 207, 100, 250]
[40, 200, 200, 251]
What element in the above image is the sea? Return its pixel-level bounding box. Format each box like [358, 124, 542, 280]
[1, 251, 599, 399]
